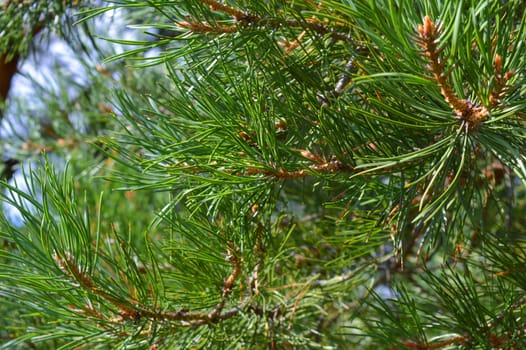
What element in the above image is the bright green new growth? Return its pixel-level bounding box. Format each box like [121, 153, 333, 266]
[1, 0, 526, 349]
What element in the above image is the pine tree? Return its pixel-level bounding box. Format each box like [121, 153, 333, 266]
[1, 0, 526, 349]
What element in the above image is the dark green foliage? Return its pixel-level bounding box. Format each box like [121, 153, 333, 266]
[1, 0, 525, 349]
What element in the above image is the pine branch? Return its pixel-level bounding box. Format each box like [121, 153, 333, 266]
[417, 16, 488, 130]
[177, 0, 352, 42]
[2, 1, 526, 348]
[197, 0, 248, 19]
[246, 151, 354, 179]
[53, 245, 246, 327]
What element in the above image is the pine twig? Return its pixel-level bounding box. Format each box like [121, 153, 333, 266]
[246, 155, 353, 179]
[197, 0, 248, 19]
[177, 20, 237, 34]
[417, 16, 488, 130]
[54, 245, 245, 327]
[177, 0, 352, 42]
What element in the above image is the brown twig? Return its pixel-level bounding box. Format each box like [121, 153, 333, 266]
[398, 334, 468, 349]
[246, 153, 353, 179]
[54, 247, 244, 326]
[177, 20, 237, 34]
[197, 0, 248, 19]
[178, 0, 352, 42]
[0, 54, 19, 104]
[417, 16, 488, 130]
[54, 252, 142, 321]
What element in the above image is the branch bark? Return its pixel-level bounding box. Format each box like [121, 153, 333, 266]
[0, 54, 20, 179]
[0, 53, 19, 106]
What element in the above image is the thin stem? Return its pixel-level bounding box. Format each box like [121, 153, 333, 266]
[178, 0, 352, 42]
[54, 247, 244, 326]
[417, 16, 488, 130]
